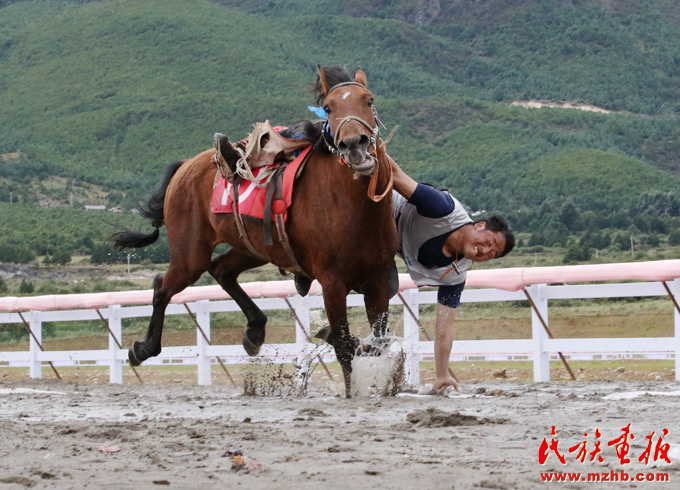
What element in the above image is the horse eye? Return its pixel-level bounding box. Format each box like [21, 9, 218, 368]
[323, 105, 331, 114]
[367, 99, 374, 107]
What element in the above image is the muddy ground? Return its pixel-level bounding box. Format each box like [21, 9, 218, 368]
[1, 375, 679, 490]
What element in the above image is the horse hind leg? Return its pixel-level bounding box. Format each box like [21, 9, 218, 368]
[209, 249, 269, 356]
[129, 251, 212, 366]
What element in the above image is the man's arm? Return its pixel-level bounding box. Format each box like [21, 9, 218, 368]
[434, 303, 459, 393]
[387, 154, 418, 199]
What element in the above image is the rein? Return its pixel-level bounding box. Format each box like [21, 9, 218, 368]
[367, 143, 393, 203]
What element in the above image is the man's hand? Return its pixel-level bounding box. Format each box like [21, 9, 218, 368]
[433, 375, 459, 394]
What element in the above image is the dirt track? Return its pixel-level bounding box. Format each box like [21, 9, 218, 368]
[1, 377, 679, 489]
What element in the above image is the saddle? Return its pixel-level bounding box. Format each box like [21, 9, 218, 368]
[211, 124, 315, 294]
[215, 121, 312, 187]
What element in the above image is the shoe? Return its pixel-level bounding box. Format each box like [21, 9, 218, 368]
[213, 133, 239, 182]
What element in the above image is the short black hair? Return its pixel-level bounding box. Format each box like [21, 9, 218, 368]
[476, 215, 515, 258]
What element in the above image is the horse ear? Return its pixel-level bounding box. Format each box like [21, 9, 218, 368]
[354, 68, 367, 88]
[317, 65, 331, 97]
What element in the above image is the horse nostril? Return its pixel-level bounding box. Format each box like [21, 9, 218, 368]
[358, 134, 370, 148]
[337, 141, 349, 152]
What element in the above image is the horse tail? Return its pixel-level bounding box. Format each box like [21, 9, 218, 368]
[111, 161, 185, 250]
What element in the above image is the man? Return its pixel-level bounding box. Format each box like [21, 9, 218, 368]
[389, 156, 515, 394]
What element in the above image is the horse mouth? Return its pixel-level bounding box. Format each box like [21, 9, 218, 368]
[350, 158, 375, 176]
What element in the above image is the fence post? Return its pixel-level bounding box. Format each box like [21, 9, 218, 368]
[673, 279, 680, 382]
[195, 300, 211, 386]
[401, 288, 421, 386]
[530, 283, 550, 382]
[108, 305, 123, 384]
[291, 295, 313, 388]
[28, 311, 42, 379]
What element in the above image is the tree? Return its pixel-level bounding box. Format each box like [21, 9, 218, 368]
[0, 275, 7, 293]
[560, 200, 583, 232]
[0, 242, 35, 264]
[46, 247, 72, 266]
[19, 279, 34, 294]
[563, 242, 592, 264]
[669, 229, 680, 246]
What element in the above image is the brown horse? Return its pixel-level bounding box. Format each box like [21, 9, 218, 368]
[112, 65, 399, 396]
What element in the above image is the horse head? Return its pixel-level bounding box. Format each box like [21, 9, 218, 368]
[317, 65, 380, 176]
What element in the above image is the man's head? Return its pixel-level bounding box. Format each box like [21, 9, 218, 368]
[463, 216, 515, 262]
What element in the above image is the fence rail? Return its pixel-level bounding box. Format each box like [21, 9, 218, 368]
[1, 263, 680, 385]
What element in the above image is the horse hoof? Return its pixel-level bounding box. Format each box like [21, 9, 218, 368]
[242, 333, 262, 356]
[360, 335, 391, 356]
[315, 325, 331, 341]
[128, 342, 143, 366]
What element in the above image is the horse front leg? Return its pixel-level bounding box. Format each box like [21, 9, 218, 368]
[209, 249, 269, 355]
[361, 275, 392, 355]
[320, 282, 358, 397]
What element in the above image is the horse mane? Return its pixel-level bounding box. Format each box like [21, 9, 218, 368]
[275, 66, 358, 154]
[278, 120, 326, 149]
[313, 65, 353, 105]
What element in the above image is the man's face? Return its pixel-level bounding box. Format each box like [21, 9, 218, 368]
[463, 222, 506, 262]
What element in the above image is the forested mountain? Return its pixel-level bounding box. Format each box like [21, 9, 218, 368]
[1, 0, 679, 264]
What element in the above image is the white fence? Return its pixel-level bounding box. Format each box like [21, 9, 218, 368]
[1, 274, 679, 385]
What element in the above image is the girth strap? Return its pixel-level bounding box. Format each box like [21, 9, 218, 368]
[262, 162, 302, 271]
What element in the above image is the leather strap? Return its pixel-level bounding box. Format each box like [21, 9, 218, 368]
[231, 179, 262, 258]
[263, 164, 288, 246]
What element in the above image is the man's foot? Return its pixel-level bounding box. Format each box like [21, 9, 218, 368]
[213, 132, 239, 182]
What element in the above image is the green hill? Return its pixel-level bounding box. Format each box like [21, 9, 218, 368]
[1, 0, 680, 264]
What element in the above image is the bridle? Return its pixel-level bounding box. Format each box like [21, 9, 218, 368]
[320, 82, 392, 202]
[321, 82, 381, 164]
[321, 110, 380, 164]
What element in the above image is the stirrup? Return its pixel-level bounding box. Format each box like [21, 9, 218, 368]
[213, 132, 238, 183]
